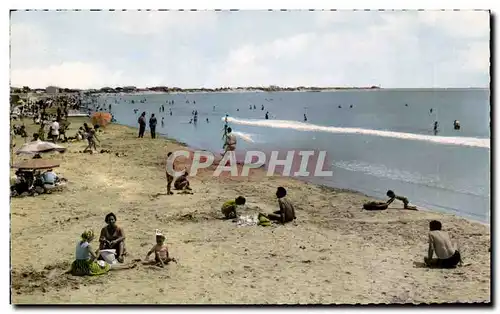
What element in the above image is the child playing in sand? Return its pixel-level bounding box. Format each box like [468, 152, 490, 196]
[174, 170, 192, 193]
[221, 196, 246, 219]
[144, 230, 177, 268]
[424, 220, 462, 268]
[386, 190, 417, 210]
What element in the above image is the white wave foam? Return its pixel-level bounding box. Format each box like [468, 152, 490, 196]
[223, 116, 490, 149]
[333, 160, 486, 197]
[232, 131, 256, 143]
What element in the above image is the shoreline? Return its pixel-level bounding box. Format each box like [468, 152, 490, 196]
[10, 118, 490, 304]
[114, 121, 491, 226]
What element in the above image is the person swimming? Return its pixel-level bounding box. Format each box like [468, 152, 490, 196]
[261, 104, 264, 110]
[265, 111, 269, 119]
[338, 105, 342, 108]
[206, 118, 209, 123]
[453, 120, 461, 130]
[304, 113, 307, 122]
[430, 108, 433, 113]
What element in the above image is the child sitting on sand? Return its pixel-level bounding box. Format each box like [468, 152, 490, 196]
[221, 196, 246, 219]
[424, 220, 462, 268]
[143, 230, 177, 268]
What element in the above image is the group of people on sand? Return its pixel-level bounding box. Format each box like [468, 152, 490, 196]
[221, 187, 296, 225]
[70, 212, 178, 276]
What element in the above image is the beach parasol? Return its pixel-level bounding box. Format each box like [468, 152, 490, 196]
[91, 112, 112, 127]
[15, 140, 67, 155]
[12, 159, 60, 170]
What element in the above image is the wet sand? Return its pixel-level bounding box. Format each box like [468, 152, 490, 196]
[10, 117, 490, 304]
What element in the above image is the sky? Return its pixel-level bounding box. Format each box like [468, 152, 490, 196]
[10, 10, 490, 89]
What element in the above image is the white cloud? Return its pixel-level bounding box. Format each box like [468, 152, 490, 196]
[10, 62, 123, 89]
[109, 11, 218, 35]
[9, 10, 491, 88]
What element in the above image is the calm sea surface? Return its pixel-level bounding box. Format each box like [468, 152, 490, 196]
[96, 89, 491, 223]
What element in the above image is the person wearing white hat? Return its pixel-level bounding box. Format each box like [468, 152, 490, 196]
[143, 230, 177, 268]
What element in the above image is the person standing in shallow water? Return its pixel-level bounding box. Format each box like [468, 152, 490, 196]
[138, 112, 146, 138]
[149, 114, 157, 139]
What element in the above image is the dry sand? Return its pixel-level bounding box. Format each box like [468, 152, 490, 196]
[10, 117, 490, 304]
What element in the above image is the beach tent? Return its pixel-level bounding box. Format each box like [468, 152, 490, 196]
[16, 140, 67, 155]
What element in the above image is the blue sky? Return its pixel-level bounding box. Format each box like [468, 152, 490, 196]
[10, 10, 490, 89]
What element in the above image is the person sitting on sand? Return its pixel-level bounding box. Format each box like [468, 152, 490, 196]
[386, 190, 417, 210]
[174, 170, 192, 192]
[143, 230, 177, 268]
[221, 196, 246, 219]
[99, 213, 127, 263]
[424, 220, 462, 269]
[261, 187, 296, 224]
[70, 230, 135, 276]
[165, 152, 174, 195]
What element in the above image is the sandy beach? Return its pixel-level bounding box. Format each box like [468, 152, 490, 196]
[10, 117, 490, 304]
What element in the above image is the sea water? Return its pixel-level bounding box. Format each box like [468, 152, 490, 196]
[100, 88, 490, 223]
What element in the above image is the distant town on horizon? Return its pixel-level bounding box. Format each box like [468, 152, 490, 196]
[9, 85, 489, 95]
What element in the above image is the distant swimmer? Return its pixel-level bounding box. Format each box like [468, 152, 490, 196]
[304, 114, 307, 122]
[405, 104, 408, 107]
[249, 105, 252, 110]
[193, 101, 196, 104]
[433, 121, 439, 135]
[189, 119, 193, 124]
[237, 108, 240, 111]
[430, 108, 433, 113]
[253, 105, 256, 109]
[350, 105, 353, 108]
[213, 105, 216, 111]
[193, 115, 198, 124]
[206, 118, 209, 123]
[186, 100, 190, 104]
[261, 104, 264, 110]
[169, 109, 172, 116]
[338, 105, 342, 109]
[454, 120, 461, 130]
[161, 117, 165, 128]
[134, 109, 138, 114]
[265, 111, 269, 120]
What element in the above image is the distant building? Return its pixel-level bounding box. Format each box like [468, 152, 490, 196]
[46, 86, 59, 94]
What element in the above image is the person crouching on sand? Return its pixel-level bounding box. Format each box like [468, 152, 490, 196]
[143, 230, 177, 268]
[386, 190, 417, 210]
[260, 187, 296, 224]
[174, 170, 192, 192]
[424, 220, 462, 268]
[221, 196, 246, 219]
